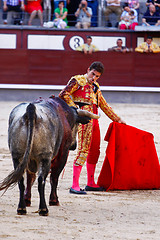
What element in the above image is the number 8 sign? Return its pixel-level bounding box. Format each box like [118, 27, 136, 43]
[69, 36, 84, 50]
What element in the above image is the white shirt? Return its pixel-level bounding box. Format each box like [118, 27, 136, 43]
[76, 7, 93, 23]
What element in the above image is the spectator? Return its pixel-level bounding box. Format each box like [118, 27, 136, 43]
[142, 4, 160, 26]
[146, 0, 160, 12]
[119, 3, 138, 30]
[67, 0, 81, 26]
[146, 0, 154, 8]
[126, 0, 139, 15]
[87, 0, 98, 27]
[108, 38, 133, 52]
[43, 0, 52, 22]
[25, 0, 43, 26]
[104, 0, 122, 28]
[2, 0, 25, 25]
[135, 36, 160, 53]
[53, 0, 68, 28]
[76, 36, 99, 54]
[54, 0, 67, 9]
[75, 0, 92, 29]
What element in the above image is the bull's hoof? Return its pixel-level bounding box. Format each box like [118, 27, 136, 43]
[49, 200, 60, 206]
[38, 208, 49, 216]
[25, 198, 31, 207]
[17, 208, 27, 215]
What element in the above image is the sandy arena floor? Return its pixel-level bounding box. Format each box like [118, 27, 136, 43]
[0, 101, 160, 240]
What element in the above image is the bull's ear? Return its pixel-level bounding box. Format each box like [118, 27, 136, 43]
[77, 116, 91, 124]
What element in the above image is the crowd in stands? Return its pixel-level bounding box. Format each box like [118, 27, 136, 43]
[1, 0, 160, 28]
[76, 35, 160, 53]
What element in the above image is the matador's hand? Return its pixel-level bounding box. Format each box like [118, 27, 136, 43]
[118, 118, 126, 125]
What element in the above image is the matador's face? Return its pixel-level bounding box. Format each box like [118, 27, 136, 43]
[87, 69, 101, 84]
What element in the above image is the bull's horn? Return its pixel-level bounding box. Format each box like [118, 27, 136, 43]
[77, 109, 100, 119]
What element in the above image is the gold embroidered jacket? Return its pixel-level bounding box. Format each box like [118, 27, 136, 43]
[135, 42, 160, 53]
[59, 74, 120, 122]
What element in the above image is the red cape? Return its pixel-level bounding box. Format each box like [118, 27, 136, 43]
[97, 122, 160, 190]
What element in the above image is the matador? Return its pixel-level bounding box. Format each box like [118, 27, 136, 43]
[59, 61, 125, 194]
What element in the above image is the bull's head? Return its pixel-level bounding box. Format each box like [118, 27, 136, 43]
[70, 109, 100, 150]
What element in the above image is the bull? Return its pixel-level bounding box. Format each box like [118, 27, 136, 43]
[0, 96, 99, 216]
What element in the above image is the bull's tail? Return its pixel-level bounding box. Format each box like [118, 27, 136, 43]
[0, 103, 36, 192]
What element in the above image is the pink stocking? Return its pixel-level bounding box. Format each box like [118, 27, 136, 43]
[86, 162, 100, 188]
[71, 164, 82, 191]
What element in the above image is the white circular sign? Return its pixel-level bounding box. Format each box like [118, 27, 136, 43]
[69, 36, 84, 50]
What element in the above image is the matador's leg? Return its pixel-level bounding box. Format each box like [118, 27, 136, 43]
[70, 120, 93, 194]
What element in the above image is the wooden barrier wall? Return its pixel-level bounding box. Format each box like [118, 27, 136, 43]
[0, 49, 160, 87]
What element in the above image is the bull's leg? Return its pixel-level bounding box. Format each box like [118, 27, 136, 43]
[49, 150, 69, 206]
[24, 170, 36, 206]
[38, 160, 50, 216]
[49, 166, 59, 206]
[12, 158, 26, 215]
[17, 176, 27, 215]
[38, 176, 48, 216]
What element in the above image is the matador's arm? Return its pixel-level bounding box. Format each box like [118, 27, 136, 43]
[59, 78, 78, 108]
[98, 90, 125, 123]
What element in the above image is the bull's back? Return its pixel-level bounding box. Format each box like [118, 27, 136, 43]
[8, 101, 63, 160]
[32, 103, 63, 158]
